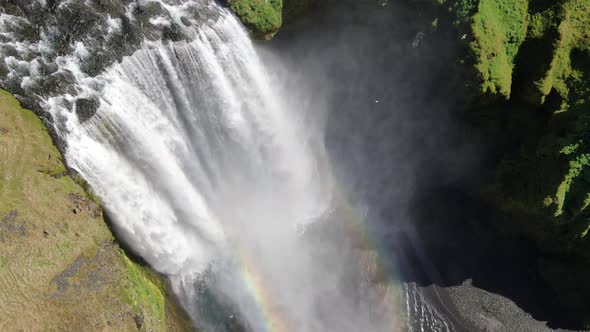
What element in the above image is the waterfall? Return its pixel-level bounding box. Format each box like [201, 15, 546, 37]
[0, 0, 456, 330]
[50, 8, 327, 274]
[43, 3, 346, 331]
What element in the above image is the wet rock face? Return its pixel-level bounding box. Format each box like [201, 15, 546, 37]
[74, 98, 99, 123]
[0, 0, 207, 112]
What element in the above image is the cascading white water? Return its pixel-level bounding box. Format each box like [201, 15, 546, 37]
[0, 1, 464, 331]
[52, 10, 326, 271]
[45, 3, 344, 331]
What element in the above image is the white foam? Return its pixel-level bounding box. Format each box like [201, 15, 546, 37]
[149, 16, 172, 26]
[73, 42, 90, 60]
[106, 16, 122, 35]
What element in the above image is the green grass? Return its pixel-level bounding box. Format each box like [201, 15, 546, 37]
[470, 0, 529, 98]
[121, 255, 168, 330]
[71, 173, 101, 205]
[56, 240, 78, 256]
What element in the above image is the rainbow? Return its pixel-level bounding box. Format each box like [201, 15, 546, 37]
[337, 194, 404, 329]
[237, 251, 289, 332]
[232, 191, 404, 331]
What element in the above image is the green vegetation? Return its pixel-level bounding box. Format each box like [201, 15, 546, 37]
[530, 0, 590, 104]
[0, 90, 192, 331]
[469, 0, 529, 98]
[446, 0, 590, 238]
[228, 0, 283, 39]
[449, 0, 589, 102]
[121, 255, 167, 330]
[228, 0, 320, 38]
[441, 0, 590, 324]
[554, 153, 590, 217]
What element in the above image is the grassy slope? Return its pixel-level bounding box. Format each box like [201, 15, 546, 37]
[0, 90, 192, 331]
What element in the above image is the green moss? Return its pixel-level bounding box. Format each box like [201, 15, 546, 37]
[560, 142, 580, 155]
[119, 254, 194, 331]
[467, 0, 590, 253]
[554, 154, 590, 216]
[528, 10, 554, 39]
[228, 0, 282, 39]
[470, 0, 529, 98]
[447, 0, 588, 102]
[425, 0, 590, 323]
[528, 0, 590, 104]
[71, 173, 101, 205]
